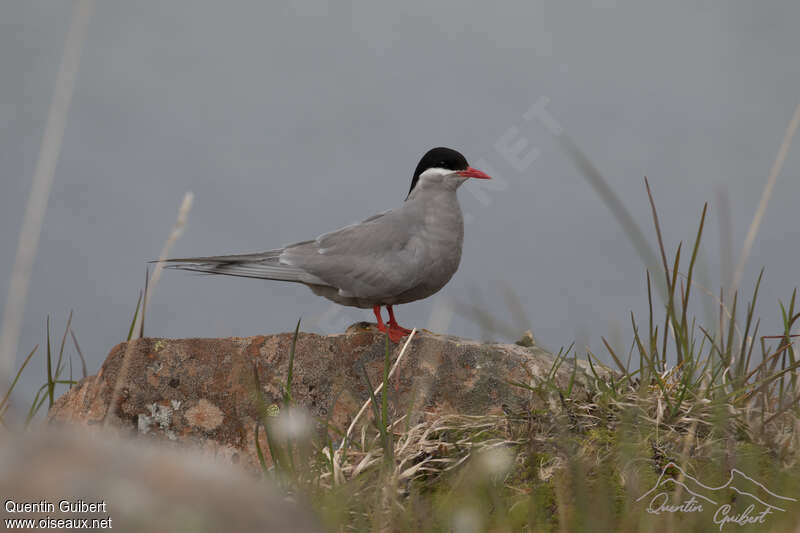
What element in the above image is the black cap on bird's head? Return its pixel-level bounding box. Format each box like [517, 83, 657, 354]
[407, 147, 491, 199]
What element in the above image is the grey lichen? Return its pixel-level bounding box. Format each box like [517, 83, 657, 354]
[138, 402, 177, 440]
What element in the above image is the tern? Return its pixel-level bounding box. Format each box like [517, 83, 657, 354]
[162, 147, 491, 342]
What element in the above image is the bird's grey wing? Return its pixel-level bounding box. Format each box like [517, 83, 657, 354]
[159, 247, 330, 285]
[280, 208, 425, 300]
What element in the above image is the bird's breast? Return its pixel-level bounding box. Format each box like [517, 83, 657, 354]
[413, 200, 464, 281]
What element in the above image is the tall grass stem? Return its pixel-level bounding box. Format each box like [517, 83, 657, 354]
[0, 0, 94, 391]
[731, 103, 800, 297]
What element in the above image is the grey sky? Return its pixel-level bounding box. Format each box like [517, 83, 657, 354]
[2, 1, 799, 408]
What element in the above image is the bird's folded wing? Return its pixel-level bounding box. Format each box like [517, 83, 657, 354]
[281, 208, 425, 300]
[159, 207, 425, 299]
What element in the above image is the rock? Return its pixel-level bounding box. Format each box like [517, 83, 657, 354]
[49, 323, 607, 473]
[0, 426, 322, 533]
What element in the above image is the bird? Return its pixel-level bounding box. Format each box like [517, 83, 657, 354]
[161, 147, 491, 343]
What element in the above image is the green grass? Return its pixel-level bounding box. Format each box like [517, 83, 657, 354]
[239, 190, 800, 532]
[22, 314, 79, 425]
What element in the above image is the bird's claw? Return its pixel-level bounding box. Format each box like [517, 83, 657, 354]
[387, 326, 410, 343]
[375, 323, 410, 343]
[373, 305, 412, 343]
[387, 321, 412, 335]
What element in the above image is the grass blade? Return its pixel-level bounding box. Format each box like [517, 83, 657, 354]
[54, 310, 73, 385]
[284, 318, 301, 406]
[69, 329, 88, 379]
[127, 291, 143, 342]
[139, 266, 149, 339]
[46, 316, 54, 408]
[0, 344, 39, 419]
[381, 334, 394, 464]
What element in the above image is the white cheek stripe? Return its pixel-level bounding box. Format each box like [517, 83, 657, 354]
[419, 167, 451, 179]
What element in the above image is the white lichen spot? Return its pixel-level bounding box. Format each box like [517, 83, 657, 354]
[138, 402, 174, 434]
[184, 399, 224, 431]
[171, 400, 182, 410]
[153, 403, 173, 428]
[137, 414, 152, 435]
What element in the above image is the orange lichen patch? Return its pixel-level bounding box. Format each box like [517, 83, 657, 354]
[184, 399, 224, 431]
[330, 389, 361, 431]
[260, 336, 283, 365]
[185, 362, 200, 378]
[146, 371, 160, 388]
[246, 336, 267, 359]
[345, 330, 375, 349]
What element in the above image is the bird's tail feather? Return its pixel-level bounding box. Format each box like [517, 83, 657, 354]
[156, 250, 322, 284]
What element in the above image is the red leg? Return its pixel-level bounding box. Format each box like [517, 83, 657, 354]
[374, 305, 403, 342]
[373, 305, 388, 334]
[374, 305, 411, 342]
[386, 305, 412, 337]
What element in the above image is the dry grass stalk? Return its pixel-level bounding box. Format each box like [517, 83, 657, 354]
[103, 192, 193, 426]
[0, 0, 94, 389]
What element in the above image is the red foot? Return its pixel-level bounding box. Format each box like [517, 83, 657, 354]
[386, 305, 412, 335]
[373, 305, 412, 343]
